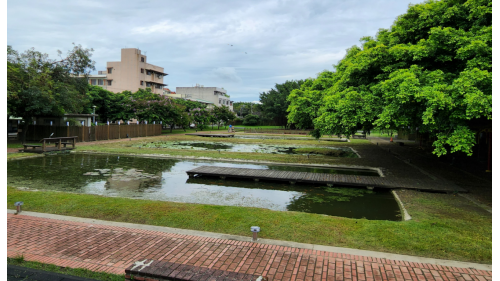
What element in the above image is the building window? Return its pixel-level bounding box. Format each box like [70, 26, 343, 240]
[146, 70, 152, 75]
[219, 98, 222, 104]
[140, 81, 144, 86]
[146, 82, 152, 87]
[90, 79, 96, 85]
[141, 68, 144, 73]
[98, 79, 103, 85]
[107, 80, 112, 86]
[141, 57, 145, 62]
[156, 74, 162, 79]
[107, 68, 112, 74]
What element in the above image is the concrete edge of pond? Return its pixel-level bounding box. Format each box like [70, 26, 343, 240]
[391, 190, 412, 221]
[7, 209, 491, 271]
[72, 150, 385, 176]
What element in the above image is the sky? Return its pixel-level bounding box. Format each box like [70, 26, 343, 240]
[7, 0, 422, 102]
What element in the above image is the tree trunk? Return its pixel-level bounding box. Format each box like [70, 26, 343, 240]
[21, 121, 29, 144]
[170, 123, 174, 133]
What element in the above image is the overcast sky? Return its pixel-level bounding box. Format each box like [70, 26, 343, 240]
[7, 0, 421, 102]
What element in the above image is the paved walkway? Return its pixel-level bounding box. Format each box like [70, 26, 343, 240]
[8, 213, 492, 281]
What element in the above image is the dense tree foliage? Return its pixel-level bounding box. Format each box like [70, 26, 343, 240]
[86, 86, 134, 122]
[259, 80, 305, 127]
[287, 0, 491, 156]
[242, 114, 260, 126]
[212, 105, 237, 129]
[7, 44, 95, 142]
[233, 102, 252, 118]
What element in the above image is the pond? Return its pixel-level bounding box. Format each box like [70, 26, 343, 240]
[7, 154, 401, 220]
[133, 141, 358, 157]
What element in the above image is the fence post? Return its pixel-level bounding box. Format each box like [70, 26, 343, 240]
[107, 122, 110, 140]
[81, 125, 84, 142]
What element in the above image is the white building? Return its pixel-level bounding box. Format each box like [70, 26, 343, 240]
[174, 85, 233, 111]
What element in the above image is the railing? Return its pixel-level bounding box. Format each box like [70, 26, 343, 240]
[25, 124, 162, 142]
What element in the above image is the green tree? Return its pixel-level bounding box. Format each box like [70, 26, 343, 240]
[287, 0, 491, 156]
[7, 44, 95, 142]
[259, 80, 305, 127]
[211, 106, 236, 129]
[233, 102, 251, 118]
[86, 86, 134, 122]
[242, 114, 260, 126]
[189, 107, 210, 130]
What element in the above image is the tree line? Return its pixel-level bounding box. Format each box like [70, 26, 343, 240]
[7, 44, 236, 142]
[258, 0, 491, 156]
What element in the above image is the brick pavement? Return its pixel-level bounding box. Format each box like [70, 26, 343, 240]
[8, 214, 492, 281]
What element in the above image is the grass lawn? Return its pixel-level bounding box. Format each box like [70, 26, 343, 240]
[233, 125, 285, 129]
[8, 256, 123, 281]
[7, 153, 39, 160]
[7, 187, 491, 263]
[365, 129, 396, 138]
[7, 143, 24, 149]
[162, 127, 231, 135]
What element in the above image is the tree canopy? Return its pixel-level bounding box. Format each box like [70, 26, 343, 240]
[287, 0, 491, 156]
[7, 44, 95, 142]
[259, 80, 305, 127]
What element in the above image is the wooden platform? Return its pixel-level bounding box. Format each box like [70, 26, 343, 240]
[186, 166, 466, 193]
[185, 133, 235, 138]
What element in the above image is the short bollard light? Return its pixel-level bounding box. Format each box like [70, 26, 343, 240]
[14, 201, 23, 215]
[251, 226, 261, 242]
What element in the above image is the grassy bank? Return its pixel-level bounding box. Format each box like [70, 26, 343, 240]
[8, 256, 123, 281]
[7, 153, 39, 160]
[7, 187, 491, 263]
[74, 134, 368, 165]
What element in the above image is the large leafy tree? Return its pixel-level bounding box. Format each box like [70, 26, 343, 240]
[86, 86, 135, 122]
[7, 44, 95, 142]
[259, 80, 305, 127]
[287, 0, 491, 156]
[211, 105, 237, 129]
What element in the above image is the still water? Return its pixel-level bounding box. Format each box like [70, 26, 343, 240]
[133, 141, 358, 157]
[7, 154, 400, 220]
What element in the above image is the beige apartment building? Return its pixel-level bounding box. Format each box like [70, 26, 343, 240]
[87, 48, 168, 94]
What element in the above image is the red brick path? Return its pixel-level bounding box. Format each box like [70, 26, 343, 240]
[8, 214, 492, 281]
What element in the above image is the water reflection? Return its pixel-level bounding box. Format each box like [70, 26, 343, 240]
[7, 154, 399, 220]
[135, 141, 358, 157]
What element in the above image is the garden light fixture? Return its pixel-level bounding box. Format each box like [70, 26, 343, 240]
[14, 201, 23, 215]
[251, 226, 260, 242]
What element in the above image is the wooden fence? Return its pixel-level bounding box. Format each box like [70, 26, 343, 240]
[25, 124, 162, 142]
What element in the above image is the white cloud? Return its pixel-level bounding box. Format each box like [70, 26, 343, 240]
[209, 67, 242, 83]
[7, 0, 422, 102]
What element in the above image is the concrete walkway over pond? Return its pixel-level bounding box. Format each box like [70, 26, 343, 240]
[8, 211, 492, 281]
